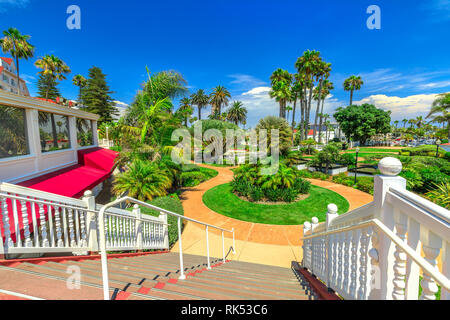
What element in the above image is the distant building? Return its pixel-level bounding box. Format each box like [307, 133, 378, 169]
[0, 57, 30, 96]
[295, 123, 346, 143]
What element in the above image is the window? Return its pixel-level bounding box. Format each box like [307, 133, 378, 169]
[0, 105, 29, 159]
[10, 79, 15, 87]
[38, 111, 70, 153]
[76, 118, 93, 147]
[2, 74, 7, 82]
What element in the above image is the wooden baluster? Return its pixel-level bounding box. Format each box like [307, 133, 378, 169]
[47, 204, 55, 247]
[67, 208, 76, 247]
[368, 228, 380, 300]
[11, 199, 21, 247]
[337, 232, 344, 291]
[358, 227, 372, 300]
[30, 201, 39, 247]
[350, 229, 360, 299]
[1, 197, 14, 248]
[37, 203, 49, 247]
[20, 200, 32, 247]
[119, 217, 124, 247]
[419, 230, 442, 300]
[329, 234, 336, 288]
[80, 211, 87, 247]
[343, 231, 351, 294]
[393, 211, 408, 300]
[74, 209, 81, 246]
[54, 206, 64, 247]
[62, 207, 69, 247]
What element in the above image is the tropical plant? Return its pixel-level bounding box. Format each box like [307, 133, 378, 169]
[426, 182, 450, 209]
[72, 74, 87, 104]
[0, 27, 34, 95]
[256, 116, 293, 155]
[190, 89, 209, 120]
[269, 68, 292, 119]
[427, 93, 450, 139]
[34, 54, 71, 99]
[226, 101, 247, 125]
[312, 61, 332, 141]
[113, 160, 172, 201]
[343, 75, 364, 106]
[209, 85, 231, 118]
[175, 97, 193, 127]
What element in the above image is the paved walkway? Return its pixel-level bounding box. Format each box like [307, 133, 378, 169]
[172, 165, 373, 268]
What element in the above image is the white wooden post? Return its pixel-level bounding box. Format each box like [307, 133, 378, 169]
[82, 190, 98, 254]
[373, 157, 406, 300]
[159, 212, 169, 250]
[133, 205, 142, 251]
[177, 217, 186, 280]
[302, 221, 312, 270]
[326, 204, 339, 290]
[311, 217, 319, 276]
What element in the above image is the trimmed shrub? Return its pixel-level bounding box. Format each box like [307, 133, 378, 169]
[297, 170, 313, 178]
[294, 179, 311, 194]
[311, 171, 329, 180]
[249, 187, 264, 202]
[356, 177, 375, 195]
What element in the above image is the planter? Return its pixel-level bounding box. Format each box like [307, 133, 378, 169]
[308, 165, 348, 176]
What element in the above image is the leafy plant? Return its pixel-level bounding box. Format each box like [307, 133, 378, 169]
[426, 182, 450, 209]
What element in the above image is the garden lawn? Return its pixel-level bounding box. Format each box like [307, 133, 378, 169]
[203, 183, 350, 225]
[346, 147, 403, 153]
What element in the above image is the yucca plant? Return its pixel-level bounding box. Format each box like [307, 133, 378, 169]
[113, 160, 172, 201]
[426, 182, 450, 209]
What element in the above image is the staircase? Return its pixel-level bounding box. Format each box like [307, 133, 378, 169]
[0, 252, 311, 300]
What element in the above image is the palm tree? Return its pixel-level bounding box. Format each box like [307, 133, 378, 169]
[317, 80, 334, 142]
[427, 93, 450, 139]
[190, 89, 209, 120]
[226, 101, 247, 126]
[402, 118, 408, 128]
[209, 86, 231, 118]
[72, 74, 87, 104]
[0, 27, 35, 95]
[313, 61, 332, 142]
[415, 116, 424, 129]
[177, 97, 193, 127]
[113, 160, 172, 201]
[34, 54, 71, 99]
[270, 68, 292, 119]
[343, 75, 364, 106]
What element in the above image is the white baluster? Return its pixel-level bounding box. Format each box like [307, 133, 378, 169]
[393, 212, 408, 300]
[419, 230, 442, 300]
[74, 209, 81, 246]
[337, 232, 344, 291]
[1, 197, 13, 248]
[350, 229, 360, 299]
[67, 208, 76, 247]
[331, 233, 337, 288]
[105, 215, 110, 248]
[358, 227, 372, 300]
[30, 201, 39, 246]
[368, 229, 380, 300]
[38, 203, 49, 247]
[54, 206, 64, 247]
[62, 207, 69, 247]
[343, 231, 351, 294]
[20, 200, 32, 247]
[80, 211, 87, 247]
[47, 204, 55, 247]
[11, 199, 21, 247]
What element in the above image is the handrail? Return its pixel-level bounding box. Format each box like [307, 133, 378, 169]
[97, 196, 236, 300]
[0, 193, 87, 211]
[302, 218, 450, 292]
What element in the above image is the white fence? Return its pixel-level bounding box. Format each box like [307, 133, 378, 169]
[302, 157, 450, 300]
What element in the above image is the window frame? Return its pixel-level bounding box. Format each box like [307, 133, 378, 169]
[38, 111, 72, 154]
[0, 104, 30, 160]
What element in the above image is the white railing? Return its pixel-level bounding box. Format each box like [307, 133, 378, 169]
[97, 196, 236, 300]
[0, 183, 91, 255]
[301, 158, 450, 300]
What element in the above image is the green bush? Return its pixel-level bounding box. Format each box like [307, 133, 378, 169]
[297, 170, 313, 178]
[249, 186, 264, 202]
[180, 166, 218, 187]
[445, 152, 450, 161]
[265, 188, 283, 202]
[356, 177, 375, 195]
[420, 168, 450, 191]
[294, 179, 311, 194]
[281, 188, 298, 202]
[403, 145, 446, 157]
[311, 171, 329, 180]
[399, 169, 424, 191]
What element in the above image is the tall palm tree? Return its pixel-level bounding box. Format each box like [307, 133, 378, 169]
[209, 85, 231, 118]
[317, 80, 334, 142]
[190, 89, 209, 120]
[415, 116, 424, 129]
[312, 61, 332, 141]
[427, 93, 450, 139]
[402, 118, 408, 128]
[177, 97, 193, 127]
[72, 74, 87, 104]
[270, 68, 292, 119]
[226, 101, 247, 125]
[0, 27, 35, 95]
[343, 75, 364, 106]
[35, 54, 71, 99]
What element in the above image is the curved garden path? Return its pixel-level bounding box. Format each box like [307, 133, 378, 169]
[172, 164, 373, 268]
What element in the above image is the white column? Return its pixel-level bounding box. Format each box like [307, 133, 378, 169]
[374, 157, 406, 300]
[134, 205, 143, 250]
[26, 109, 40, 172]
[92, 120, 99, 147]
[159, 212, 169, 249]
[83, 190, 98, 253]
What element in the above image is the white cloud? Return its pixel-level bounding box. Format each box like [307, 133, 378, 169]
[20, 74, 36, 84]
[355, 93, 438, 120]
[0, 0, 30, 12]
[113, 100, 129, 120]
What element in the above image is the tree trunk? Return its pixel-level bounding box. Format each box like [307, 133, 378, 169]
[313, 79, 323, 142]
[291, 93, 297, 142]
[198, 106, 202, 120]
[318, 99, 325, 144]
[350, 90, 354, 106]
[306, 86, 313, 139]
[50, 114, 59, 149]
[15, 57, 21, 95]
[300, 98, 305, 141]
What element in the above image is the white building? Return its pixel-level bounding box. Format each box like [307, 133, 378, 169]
[0, 57, 30, 96]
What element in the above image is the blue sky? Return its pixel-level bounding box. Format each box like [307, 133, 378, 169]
[1, 0, 450, 126]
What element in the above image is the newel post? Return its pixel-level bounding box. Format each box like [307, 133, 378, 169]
[326, 204, 339, 290]
[373, 157, 406, 300]
[83, 190, 99, 254]
[302, 221, 312, 270]
[133, 205, 143, 251]
[159, 212, 169, 250]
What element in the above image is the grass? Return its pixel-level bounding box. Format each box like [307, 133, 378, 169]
[181, 165, 218, 187]
[346, 147, 403, 153]
[203, 183, 350, 225]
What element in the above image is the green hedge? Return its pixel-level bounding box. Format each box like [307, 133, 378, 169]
[180, 165, 218, 187]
